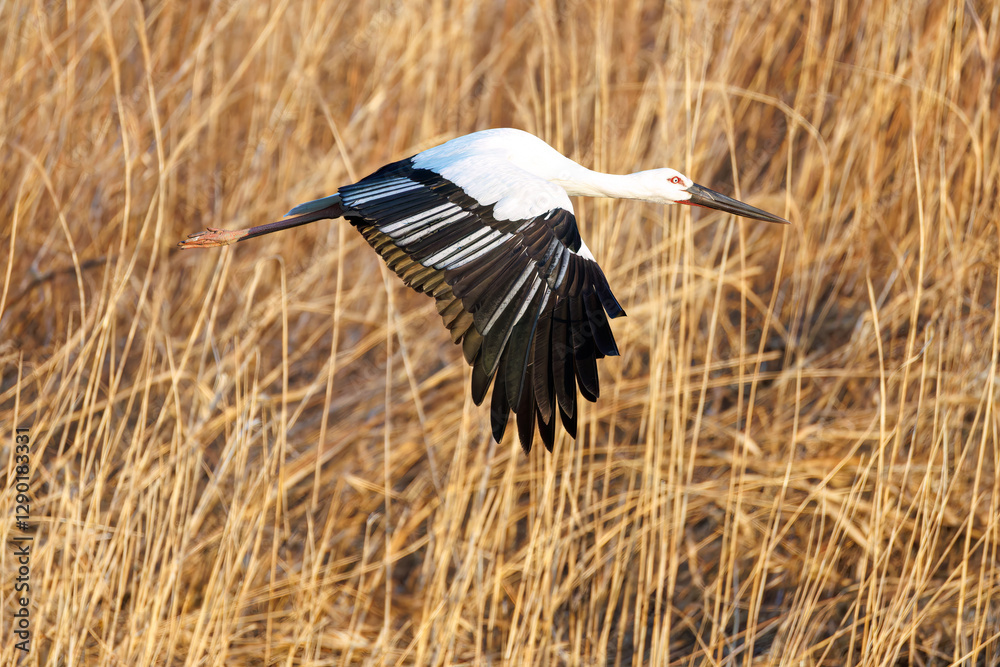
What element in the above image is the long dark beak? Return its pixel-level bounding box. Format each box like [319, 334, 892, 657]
[684, 183, 788, 224]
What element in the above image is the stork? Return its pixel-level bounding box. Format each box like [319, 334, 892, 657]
[179, 128, 787, 452]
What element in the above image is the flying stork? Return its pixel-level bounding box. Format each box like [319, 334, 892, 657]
[179, 128, 788, 452]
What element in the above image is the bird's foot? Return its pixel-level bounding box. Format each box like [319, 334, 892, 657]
[177, 227, 249, 248]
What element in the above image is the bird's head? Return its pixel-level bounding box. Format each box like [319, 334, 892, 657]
[633, 168, 788, 224]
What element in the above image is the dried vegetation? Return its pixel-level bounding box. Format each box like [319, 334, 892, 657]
[1, 0, 999, 664]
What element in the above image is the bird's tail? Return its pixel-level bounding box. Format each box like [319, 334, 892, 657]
[177, 195, 344, 248]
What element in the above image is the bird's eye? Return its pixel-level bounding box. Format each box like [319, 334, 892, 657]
[670, 176, 683, 185]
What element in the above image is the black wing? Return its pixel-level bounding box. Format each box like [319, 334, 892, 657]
[339, 159, 626, 452]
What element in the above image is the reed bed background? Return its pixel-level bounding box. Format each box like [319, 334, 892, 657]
[2, 0, 999, 664]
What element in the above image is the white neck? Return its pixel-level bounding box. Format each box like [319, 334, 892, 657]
[550, 163, 647, 200]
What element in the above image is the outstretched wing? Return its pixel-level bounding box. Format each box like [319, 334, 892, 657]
[328, 157, 625, 452]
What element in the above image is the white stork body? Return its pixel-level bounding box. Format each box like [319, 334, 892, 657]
[180, 128, 787, 452]
[413, 129, 578, 222]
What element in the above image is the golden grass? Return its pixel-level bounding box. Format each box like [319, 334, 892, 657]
[2, 0, 999, 664]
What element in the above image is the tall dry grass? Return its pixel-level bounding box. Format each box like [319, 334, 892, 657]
[2, 0, 999, 664]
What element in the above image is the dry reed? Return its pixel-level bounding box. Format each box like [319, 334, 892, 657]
[1, 0, 999, 664]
